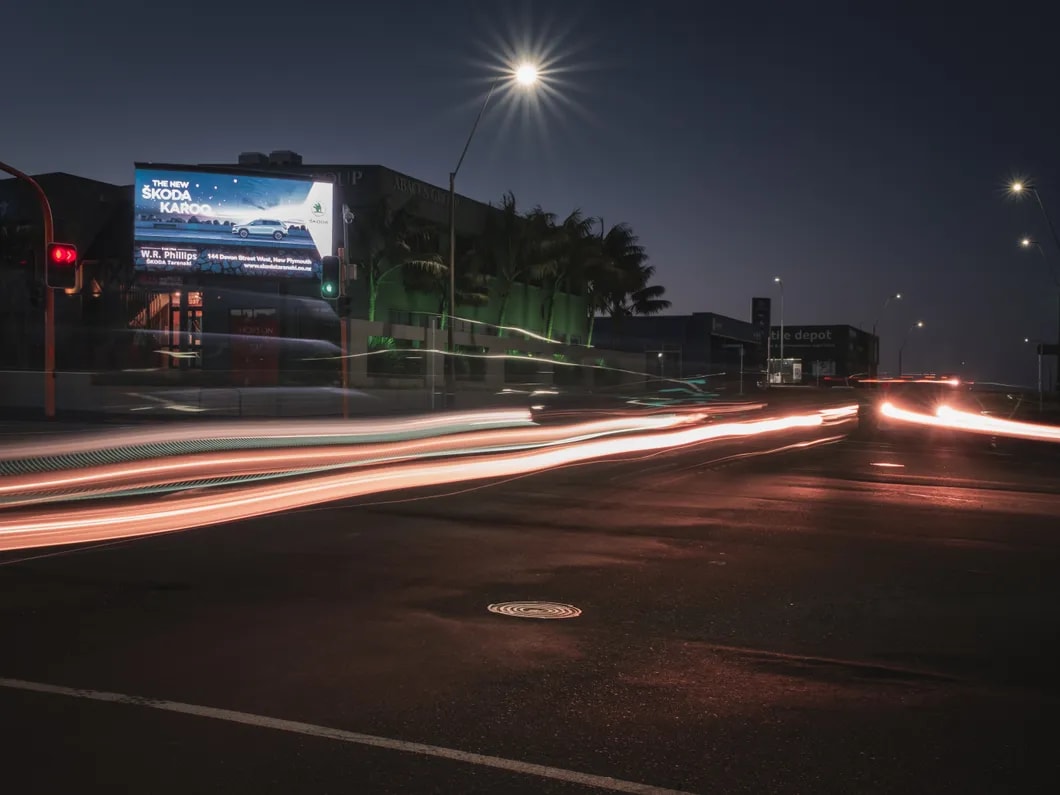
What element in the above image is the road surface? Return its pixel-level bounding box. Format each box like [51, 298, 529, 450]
[1, 428, 1058, 793]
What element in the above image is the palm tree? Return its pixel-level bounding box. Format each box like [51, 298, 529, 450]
[582, 221, 671, 344]
[532, 208, 597, 338]
[355, 199, 445, 321]
[631, 286, 670, 315]
[584, 222, 642, 346]
[606, 266, 671, 319]
[401, 222, 490, 329]
[470, 192, 545, 335]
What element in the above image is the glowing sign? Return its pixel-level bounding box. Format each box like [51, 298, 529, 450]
[133, 165, 334, 278]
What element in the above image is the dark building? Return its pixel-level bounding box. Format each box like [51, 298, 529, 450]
[593, 312, 762, 388]
[199, 153, 588, 339]
[1, 153, 589, 384]
[769, 324, 875, 382]
[0, 173, 133, 371]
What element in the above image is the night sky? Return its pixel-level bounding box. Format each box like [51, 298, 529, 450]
[6, 1, 1060, 384]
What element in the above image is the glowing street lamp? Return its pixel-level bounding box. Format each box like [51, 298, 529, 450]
[515, 63, 539, 86]
[1019, 236, 1057, 282]
[898, 320, 923, 376]
[1008, 179, 1060, 257]
[445, 62, 540, 405]
[1021, 236, 1047, 260]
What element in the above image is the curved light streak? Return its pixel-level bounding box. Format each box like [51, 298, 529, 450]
[879, 401, 1060, 442]
[0, 412, 700, 502]
[0, 411, 826, 551]
[0, 409, 535, 464]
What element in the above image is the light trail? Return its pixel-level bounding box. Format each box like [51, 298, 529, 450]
[0, 409, 535, 464]
[0, 412, 701, 504]
[880, 401, 1060, 442]
[0, 410, 830, 552]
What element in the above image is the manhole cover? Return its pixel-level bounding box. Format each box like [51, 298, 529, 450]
[487, 601, 582, 620]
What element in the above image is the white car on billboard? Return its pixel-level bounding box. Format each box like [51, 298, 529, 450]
[232, 219, 289, 240]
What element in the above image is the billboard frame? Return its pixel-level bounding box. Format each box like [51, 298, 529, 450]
[132, 162, 335, 281]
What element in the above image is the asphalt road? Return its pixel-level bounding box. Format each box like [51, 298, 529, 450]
[2, 425, 1059, 793]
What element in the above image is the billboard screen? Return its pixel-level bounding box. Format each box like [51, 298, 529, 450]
[133, 165, 333, 278]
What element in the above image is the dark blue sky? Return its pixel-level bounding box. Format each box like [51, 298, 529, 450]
[6, 0, 1059, 384]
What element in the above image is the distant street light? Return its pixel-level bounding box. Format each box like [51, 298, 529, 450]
[898, 320, 924, 376]
[445, 63, 540, 406]
[871, 291, 902, 376]
[1019, 237, 1059, 285]
[773, 276, 784, 382]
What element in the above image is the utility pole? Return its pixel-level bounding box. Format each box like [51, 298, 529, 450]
[1, 160, 56, 418]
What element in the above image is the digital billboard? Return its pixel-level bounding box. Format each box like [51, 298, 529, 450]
[133, 165, 333, 278]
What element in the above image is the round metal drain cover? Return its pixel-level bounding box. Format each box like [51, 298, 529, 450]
[487, 601, 582, 620]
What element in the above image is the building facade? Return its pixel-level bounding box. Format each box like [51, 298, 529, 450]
[593, 311, 763, 388]
[769, 324, 875, 382]
[1, 153, 589, 386]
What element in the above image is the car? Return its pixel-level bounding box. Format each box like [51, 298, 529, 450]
[232, 219, 289, 240]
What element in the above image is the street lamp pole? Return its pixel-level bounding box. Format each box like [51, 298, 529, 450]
[1019, 238, 1060, 392]
[871, 292, 902, 377]
[1025, 338, 1044, 412]
[1013, 181, 1060, 390]
[898, 320, 923, 376]
[446, 76, 500, 407]
[773, 277, 784, 382]
[442, 64, 539, 407]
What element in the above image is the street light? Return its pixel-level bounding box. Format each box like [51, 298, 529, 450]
[1019, 237, 1060, 285]
[515, 63, 538, 86]
[1009, 180, 1060, 257]
[897, 320, 924, 376]
[1024, 336, 1045, 411]
[1021, 236, 1049, 264]
[1018, 236, 1060, 392]
[445, 63, 539, 407]
[773, 276, 784, 383]
[871, 291, 902, 377]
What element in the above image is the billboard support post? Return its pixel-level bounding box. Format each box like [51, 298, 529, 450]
[0, 160, 56, 418]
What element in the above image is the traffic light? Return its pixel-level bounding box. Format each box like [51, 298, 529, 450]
[46, 242, 79, 290]
[320, 255, 340, 299]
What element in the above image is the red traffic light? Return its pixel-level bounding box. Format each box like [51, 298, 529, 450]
[46, 242, 79, 289]
[48, 243, 77, 265]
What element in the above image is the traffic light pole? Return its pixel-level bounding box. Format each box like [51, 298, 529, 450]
[340, 257, 349, 420]
[0, 160, 56, 418]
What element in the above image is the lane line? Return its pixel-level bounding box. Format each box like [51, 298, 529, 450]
[0, 537, 139, 567]
[0, 677, 698, 795]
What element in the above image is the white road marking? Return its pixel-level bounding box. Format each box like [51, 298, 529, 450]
[0, 677, 698, 795]
[0, 538, 137, 567]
